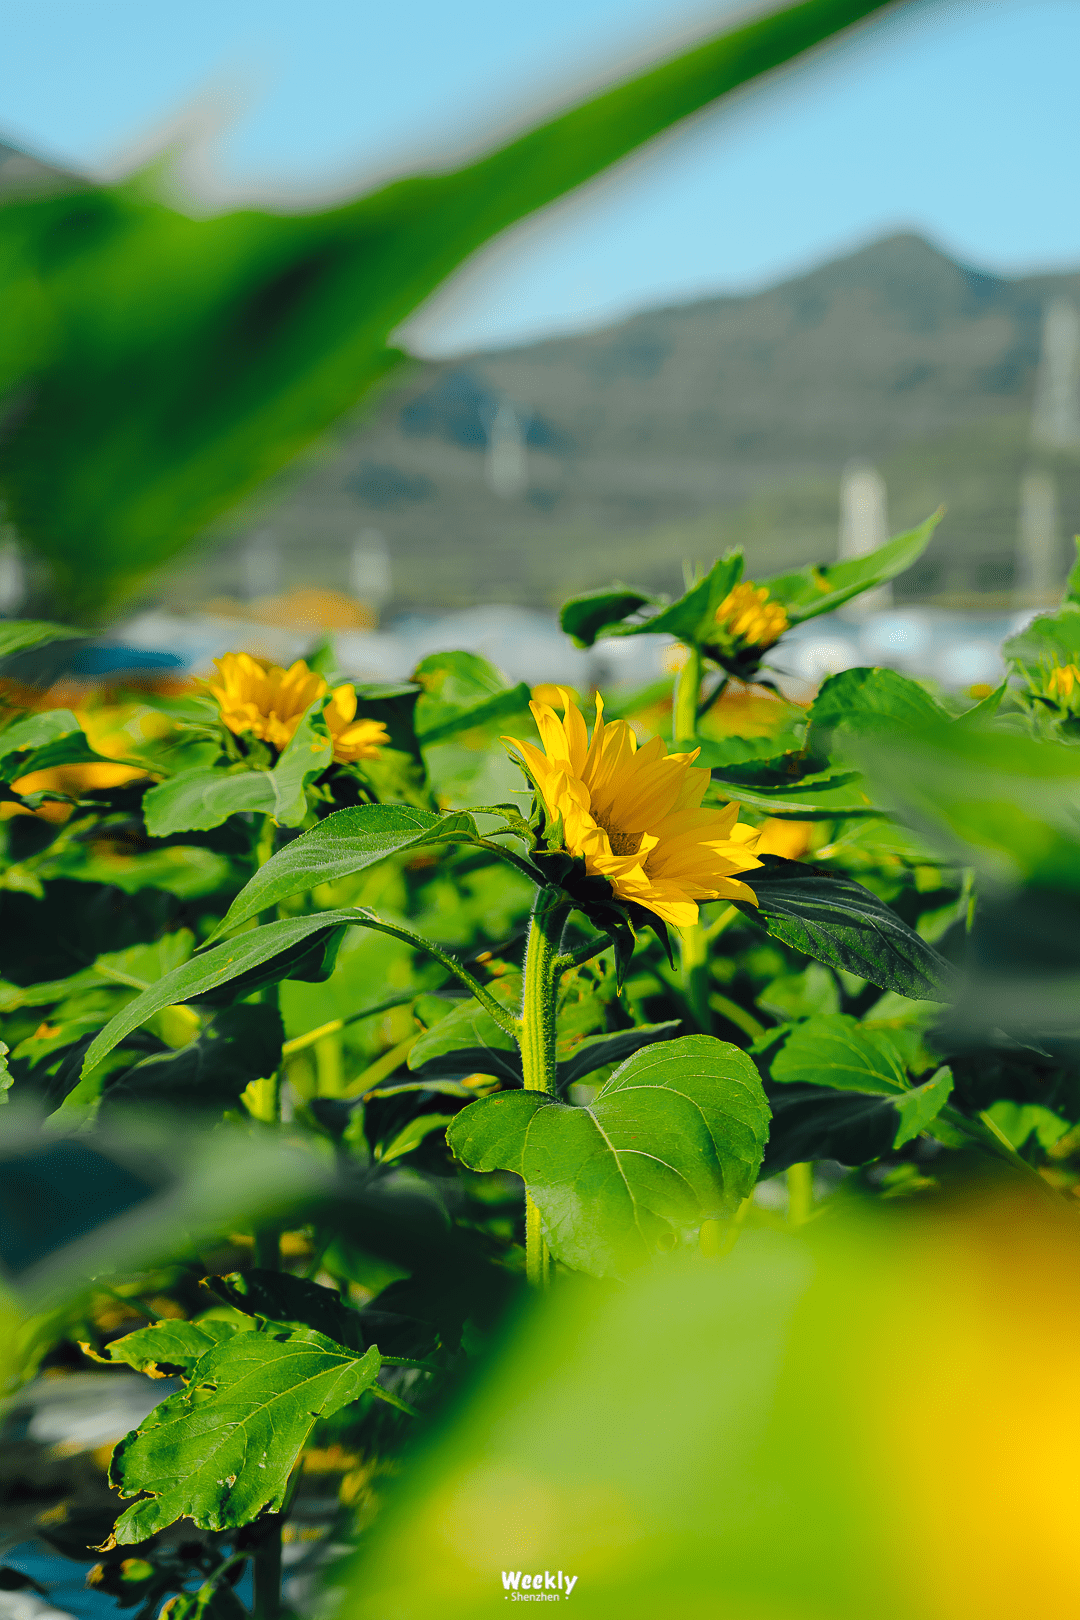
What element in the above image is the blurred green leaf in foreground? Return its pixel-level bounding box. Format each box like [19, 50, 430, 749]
[0, 0, 896, 619]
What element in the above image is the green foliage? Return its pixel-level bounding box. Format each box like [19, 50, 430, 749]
[143, 699, 334, 834]
[740, 857, 952, 999]
[448, 1035, 769, 1278]
[0, 0, 894, 617]
[109, 1330, 383, 1541]
[559, 512, 942, 677]
[212, 804, 482, 938]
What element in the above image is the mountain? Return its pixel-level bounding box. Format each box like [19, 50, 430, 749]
[164, 233, 1080, 613]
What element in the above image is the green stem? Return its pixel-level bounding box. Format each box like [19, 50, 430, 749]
[672, 642, 703, 744]
[679, 921, 712, 1033]
[787, 1162, 814, 1226]
[251, 1514, 283, 1620]
[519, 887, 568, 1289]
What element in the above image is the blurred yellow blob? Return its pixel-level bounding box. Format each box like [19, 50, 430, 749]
[204, 653, 388, 763]
[1045, 661, 1080, 703]
[338, 1176, 1080, 1620]
[531, 683, 581, 709]
[505, 689, 762, 928]
[756, 819, 814, 859]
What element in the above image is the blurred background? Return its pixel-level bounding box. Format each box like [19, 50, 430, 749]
[2, 0, 1079, 693]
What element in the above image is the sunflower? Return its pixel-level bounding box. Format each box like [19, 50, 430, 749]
[711, 582, 788, 654]
[204, 654, 388, 763]
[504, 691, 762, 929]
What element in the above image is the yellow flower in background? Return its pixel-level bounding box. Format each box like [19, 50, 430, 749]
[323, 684, 390, 763]
[504, 690, 762, 929]
[1045, 662, 1080, 704]
[713, 582, 788, 653]
[204, 654, 388, 763]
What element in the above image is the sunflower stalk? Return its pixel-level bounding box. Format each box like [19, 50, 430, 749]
[672, 646, 712, 1031]
[518, 885, 570, 1288]
[672, 644, 703, 745]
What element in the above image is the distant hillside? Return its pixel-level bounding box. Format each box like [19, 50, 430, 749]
[165, 233, 1080, 612]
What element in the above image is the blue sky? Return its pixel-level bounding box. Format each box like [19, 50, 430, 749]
[2, 0, 1077, 354]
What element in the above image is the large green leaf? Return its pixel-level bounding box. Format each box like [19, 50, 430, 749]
[856, 719, 1080, 892]
[741, 857, 953, 999]
[447, 1034, 769, 1278]
[412, 652, 531, 746]
[142, 699, 333, 836]
[80, 910, 365, 1075]
[763, 510, 943, 623]
[0, 0, 898, 615]
[109, 1330, 382, 1540]
[0, 709, 82, 768]
[770, 1014, 908, 1094]
[805, 666, 946, 745]
[210, 804, 480, 939]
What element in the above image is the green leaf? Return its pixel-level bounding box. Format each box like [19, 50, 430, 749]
[0, 0, 896, 616]
[708, 758, 880, 819]
[559, 585, 663, 648]
[855, 719, 1080, 892]
[412, 652, 531, 746]
[377, 1114, 458, 1165]
[760, 1083, 900, 1175]
[1002, 603, 1080, 676]
[1064, 536, 1080, 606]
[210, 804, 479, 940]
[0, 621, 81, 660]
[53, 843, 231, 899]
[555, 1020, 682, 1086]
[204, 1268, 364, 1349]
[770, 1015, 908, 1095]
[447, 1034, 769, 1278]
[103, 1005, 284, 1110]
[142, 699, 333, 836]
[0, 709, 82, 769]
[567, 557, 745, 647]
[90, 1318, 240, 1376]
[81, 911, 366, 1075]
[0, 1041, 11, 1103]
[984, 1099, 1069, 1152]
[741, 857, 953, 1000]
[892, 1067, 953, 1149]
[109, 1330, 382, 1540]
[764, 510, 943, 623]
[407, 977, 522, 1083]
[769, 1016, 952, 1152]
[806, 667, 946, 744]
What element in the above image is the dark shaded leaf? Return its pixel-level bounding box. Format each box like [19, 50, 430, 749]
[204, 1268, 364, 1350]
[740, 857, 953, 1000]
[559, 585, 663, 648]
[103, 1005, 284, 1110]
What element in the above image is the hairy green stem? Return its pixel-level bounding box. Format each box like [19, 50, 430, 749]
[672, 643, 703, 744]
[519, 887, 569, 1288]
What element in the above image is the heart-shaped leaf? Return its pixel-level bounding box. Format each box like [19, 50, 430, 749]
[447, 1035, 769, 1278]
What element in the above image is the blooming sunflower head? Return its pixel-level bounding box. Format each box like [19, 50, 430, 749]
[1042, 660, 1080, 710]
[708, 582, 789, 659]
[504, 690, 761, 931]
[203, 653, 388, 763]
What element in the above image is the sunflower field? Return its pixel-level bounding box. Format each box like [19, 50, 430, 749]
[3, 1, 1080, 1617]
